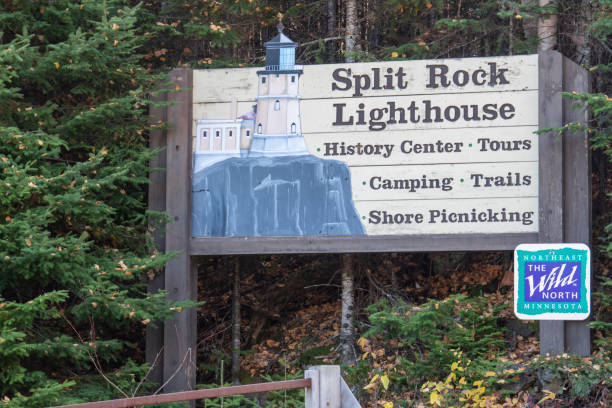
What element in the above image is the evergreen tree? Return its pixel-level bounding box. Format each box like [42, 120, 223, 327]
[0, 1, 191, 405]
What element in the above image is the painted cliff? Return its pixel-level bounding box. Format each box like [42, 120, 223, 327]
[192, 155, 365, 237]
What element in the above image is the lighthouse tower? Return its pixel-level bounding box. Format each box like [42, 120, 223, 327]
[248, 25, 309, 157]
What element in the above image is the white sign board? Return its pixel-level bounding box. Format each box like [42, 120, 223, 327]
[192, 55, 539, 238]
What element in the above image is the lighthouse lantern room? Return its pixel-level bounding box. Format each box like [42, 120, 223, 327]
[249, 24, 309, 157]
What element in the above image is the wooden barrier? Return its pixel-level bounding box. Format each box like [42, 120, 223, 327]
[49, 366, 359, 408]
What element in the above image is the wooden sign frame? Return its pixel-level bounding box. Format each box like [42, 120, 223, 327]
[147, 51, 590, 392]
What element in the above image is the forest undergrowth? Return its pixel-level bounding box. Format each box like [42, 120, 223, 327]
[196, 241, 612, 407]
[194, 155, 612, 407]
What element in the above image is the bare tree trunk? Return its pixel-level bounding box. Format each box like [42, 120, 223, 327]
[538, 0, 558, 51]
[339, 0, 360, 366]
[340, 253, 355, 364]
[328, 0, 336, 37]
[345, 0, 360, 62]
[572, 0, 592, 65]
[231, 257, 241, 385]
[328, 0, 336, 62]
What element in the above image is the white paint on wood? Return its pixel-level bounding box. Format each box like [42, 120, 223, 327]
[341, 377, 362, 408]
[191, 55, 541, 238]
[300, 55, 538, 99]
[351, 162, 538, 201]
[304, 369, 320, 408]
[300, 91, 538, 133]
[305, 126, 539, 165]
[355, 197, 538, 235]
[315, 365, 341, 408]
[192, 55, 538, 103]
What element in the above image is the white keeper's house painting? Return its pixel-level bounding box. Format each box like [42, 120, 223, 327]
[192, 26, 540, 238]
[192, 26, 365, 237]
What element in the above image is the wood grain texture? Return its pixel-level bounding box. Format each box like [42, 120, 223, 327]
[316, 366, 341, 408]
[355, 198, 538, 235]
[163, 68, 196, 394]
[190, 233, 539, 255]
[304, 369, 320, 408]
[306, 126, 539, 166]
[146, 90, 168, 385]
[351, 162, 538, 201]
[538, 51, 565, 355]
[562, 56, 591, 356]
[192, 55, 539, 103]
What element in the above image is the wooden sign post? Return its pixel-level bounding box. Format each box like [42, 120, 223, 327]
[148, 51, 590, 392]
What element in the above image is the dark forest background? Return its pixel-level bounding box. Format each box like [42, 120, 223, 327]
[0, 1, 611, 407]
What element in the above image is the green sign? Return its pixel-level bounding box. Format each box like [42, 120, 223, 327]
[514, 243, 590, 320]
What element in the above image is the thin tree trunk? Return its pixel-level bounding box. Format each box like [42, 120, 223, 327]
[328, 0, 336, 62]
[339, 0, 360, 366]
[573, 0, 592, 65]
[340, 253, 355, 364]
[538, 0, 558, 52]
[231, 257, 241, 385]
[328, 0, 336, 37]
[345, 0, 360, 62]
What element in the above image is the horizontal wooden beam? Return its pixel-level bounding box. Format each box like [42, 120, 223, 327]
[190, 233, 538, 255]
[51, 379, 312, 408]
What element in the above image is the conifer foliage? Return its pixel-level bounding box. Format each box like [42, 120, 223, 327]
[0, 1, 188, 406]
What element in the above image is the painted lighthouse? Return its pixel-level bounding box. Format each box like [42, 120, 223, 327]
[193, 24, 308, 172]
[249, 24, 308, 157]
[192, 26, 365, 237]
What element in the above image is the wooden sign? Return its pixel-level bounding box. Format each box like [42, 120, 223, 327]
[191, 54, 540, 239]
[148, 50, 591, 393]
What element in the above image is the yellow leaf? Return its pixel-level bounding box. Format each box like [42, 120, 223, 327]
[484, 371, 496, 377]
[391, 51, 398, 58]
[430, 391, 442, 406]
[381, 375, 390, 390]
[112, 23, 119, 30]
[435, 303, 439, 309]
[25, 239, 32, 247]
[370, 374, 380, 383]
[357, 337, 369, 349]
[538, 389, 556, 404]
[458, 377, 466, 385]
[28, 182, 37, 188]
[382, 401, 393, 408]
[54, 61, 60, 69]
